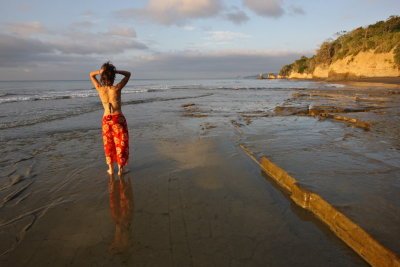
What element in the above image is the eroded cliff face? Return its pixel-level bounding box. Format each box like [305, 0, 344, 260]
[287, 72, 313, 79]
[288, 50, 400, 79]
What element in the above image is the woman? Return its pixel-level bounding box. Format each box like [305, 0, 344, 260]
[90, 62, 131, 175]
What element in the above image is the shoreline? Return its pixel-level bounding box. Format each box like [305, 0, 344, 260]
[278, 76, 400, 85]
[326, 76, 400, 84]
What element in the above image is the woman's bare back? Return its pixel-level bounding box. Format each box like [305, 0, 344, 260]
[97, 85, 122, 115]
[89, 68, 131, 116]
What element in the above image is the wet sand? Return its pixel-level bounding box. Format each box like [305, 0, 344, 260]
[1, 81, 399, 266]
[240, 82, 400, 257]
[328, 77, 400, 85]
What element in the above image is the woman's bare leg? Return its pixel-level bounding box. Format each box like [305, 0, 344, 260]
[107, 164, 114, 175]
[118, 165, 129, 176]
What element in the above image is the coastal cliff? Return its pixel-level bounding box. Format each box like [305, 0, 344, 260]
[280, 16, 400, 79]
[288, 50, 399, 79]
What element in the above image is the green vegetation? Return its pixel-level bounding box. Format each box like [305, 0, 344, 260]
[279, 15, 400, 76]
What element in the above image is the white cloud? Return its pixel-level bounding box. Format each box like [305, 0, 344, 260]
[115, 0, 223, 25]
[115, 0, 303, 25]
[0, 33, 313, 80]
[52, 39, 146, 55]
[243, 0, 285, 18]
[105, 26, 137, 37]
[51, 31, 147, 55]
[114, 0, 306, 25]
[0, 33, 54, 67]
[0, 18, 146, 56]
[6, 21, 49, 35]
[0, 25, 148, 71]
[224, 10, 250, 25]
[204, 31, 251, 41]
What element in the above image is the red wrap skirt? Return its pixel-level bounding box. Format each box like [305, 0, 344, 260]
[102, 114, 129, 166]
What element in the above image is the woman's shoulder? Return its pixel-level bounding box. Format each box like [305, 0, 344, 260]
[110, 85, 122, 91]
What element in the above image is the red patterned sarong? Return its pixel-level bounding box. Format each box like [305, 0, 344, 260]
[102, 114, 129, 166]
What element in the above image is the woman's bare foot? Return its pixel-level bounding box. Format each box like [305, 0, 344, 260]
[107, 164, 114, 175]
[118, 167, 129, 176]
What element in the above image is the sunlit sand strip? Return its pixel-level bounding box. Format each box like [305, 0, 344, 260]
[239, 144, 400, 267]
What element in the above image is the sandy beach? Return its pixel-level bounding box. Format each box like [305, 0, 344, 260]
[1, 79, 399, 266]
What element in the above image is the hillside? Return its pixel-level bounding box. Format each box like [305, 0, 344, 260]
[279, 16, 400, 79]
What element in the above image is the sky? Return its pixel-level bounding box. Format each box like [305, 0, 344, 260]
[0, 0, 399, 80]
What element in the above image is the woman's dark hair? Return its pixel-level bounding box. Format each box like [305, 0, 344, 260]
[100, 61, 116, 86]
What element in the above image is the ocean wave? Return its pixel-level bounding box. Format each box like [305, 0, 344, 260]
[219, 86, 277, 90]
[0, 96, 33, 103]
[123, 89, 150, 94]
[0, 92, 97, 104]
[167, 84, 295, 91]
[0, 89, 148, 104]
[324, 83, 346, 88]
[123, 93, 213, 106]
[169, 84, 202, 90]
[0, 93, 213, 130]
[0, 92, 19, 98]
[0, 89, 152, 104]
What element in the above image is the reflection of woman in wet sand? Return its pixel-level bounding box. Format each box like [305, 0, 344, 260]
[90, 62, 131, 175]
[108, 174, 134, 254]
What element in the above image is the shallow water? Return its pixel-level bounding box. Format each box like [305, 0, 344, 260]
[0, 78, 398, 265]
[0, 79, 339, 137]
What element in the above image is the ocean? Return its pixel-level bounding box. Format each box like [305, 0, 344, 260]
[0, 78, 340, 141]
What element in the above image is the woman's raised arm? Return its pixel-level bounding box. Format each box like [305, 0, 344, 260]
[89, 69, 102, 89]
[115, 70, 131, 90]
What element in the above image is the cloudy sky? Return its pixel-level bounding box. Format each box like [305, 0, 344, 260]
[0, 0, 399, 80]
